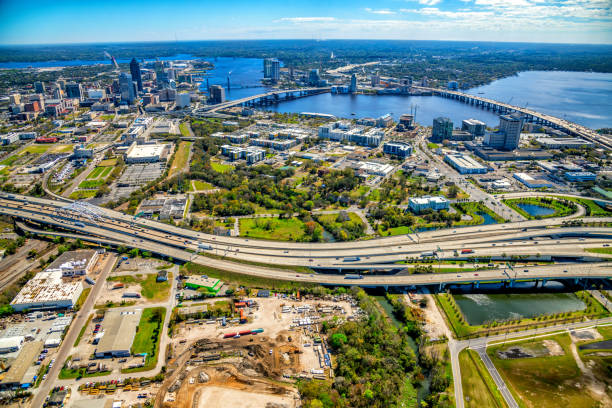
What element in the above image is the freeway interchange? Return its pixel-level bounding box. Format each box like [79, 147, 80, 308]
[1, 193, 611, 287]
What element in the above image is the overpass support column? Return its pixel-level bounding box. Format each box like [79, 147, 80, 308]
[475, 281, 480, 289]
[439, 283, 445, 291]
[509, 279, 514, 288]
[383, 285, 388, 292]
[542, 279, 548, 287]
[574, 278, 580, 285]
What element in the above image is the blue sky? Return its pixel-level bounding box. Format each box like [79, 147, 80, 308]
[0, 0, 610, 44]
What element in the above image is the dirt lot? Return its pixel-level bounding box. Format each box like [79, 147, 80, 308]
[197, 385, 297, 408]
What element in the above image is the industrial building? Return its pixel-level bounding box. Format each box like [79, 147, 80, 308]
[408, 196, 450, 214]
[94, 309, 142, 358]
[0, 341, 43, 389]
[10, 271, 83, 312]
[513, 172, 554, 188]
[383, 141, 412, 158]
[184, 275, 223, 294]
[125, 143, 169, 164]
[45, 249, 98, 277]
[565, 171, 597, 182]
[0, 336, 24, 354]
[444, 153, 488, 174]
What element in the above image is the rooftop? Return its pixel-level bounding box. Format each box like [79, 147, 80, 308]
[96, 309, 142, 354]
[10, 271, 82, 307]
[0, 341, 43, 385]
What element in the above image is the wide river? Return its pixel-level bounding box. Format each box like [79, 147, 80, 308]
[2, 56, 610, 129]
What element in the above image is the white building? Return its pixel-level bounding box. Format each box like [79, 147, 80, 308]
[10, 271, 83, 312]
[45, 250, 98, 277]
[0, 336, 25, 354]
[125, 143, 169, 163]
[444, 153, 488, 174]
[408, 196, 450, 214]
[176, 92, 191, 108]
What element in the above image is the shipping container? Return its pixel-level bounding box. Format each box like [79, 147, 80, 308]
[461, 249, 474, 254]
[223, 332, 237, 338]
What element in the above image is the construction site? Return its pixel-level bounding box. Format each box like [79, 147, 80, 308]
[154, 293, 363, 408]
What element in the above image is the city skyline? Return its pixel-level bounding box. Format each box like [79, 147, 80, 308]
[0, 0, 610, 45]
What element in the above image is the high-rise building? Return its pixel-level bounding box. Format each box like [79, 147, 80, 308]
[209, 85, 225, 104]
[263, 58, 280, 83]
[9, 94, 21, 105]
[371, 74, 380, 87]
[462, 118, 486, 137]
[119, 73, 136, 104]
[499, 113, 524, 150]
[431, 117, 453, 142]
[155, 61, 167, 88]
[130, 58, 143, 92]
[308, 69, 320, 86]
[34, 81, 45, 93]
[52, 87, 63, 99]
[65, 82, 83, 100]
[349, 73, 357, 93]
[56, 79, 66, 90]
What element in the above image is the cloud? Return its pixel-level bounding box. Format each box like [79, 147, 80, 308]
[364, 8, 397, 14]
[276, 17, 336, 23]
[418, 0, 442, 5]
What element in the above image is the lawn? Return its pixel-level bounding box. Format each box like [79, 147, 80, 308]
[210, 160, 234, 173]
[557, 196, 612, 217]
[0, 155, 19, 166]
[168, 141, 191, 177]
[124, 307, 166, 373]
[459, 349, 506, 408]
[74, 314, 93, 347]
[74, 287, 91, 310]
[427, 142, 439, 149]
[379, 226, 412, 236]
[488, 333, 598, 408]
[21, 144, 73, 154]
[86, 166, 112, 180]
[240, 217, 306, 241]
[503, 197, 577, 220]
[78, 179, 106, 189]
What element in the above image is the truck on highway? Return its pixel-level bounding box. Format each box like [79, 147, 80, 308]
[198, 243, 212, 250]
[75, 222, 85, 228]
[85, 277, 95, 285]
[420, 251, 435, 257]
[343, 257, 361, 262]
[344, 274, 364, 280]
[461, 249, 474, 254]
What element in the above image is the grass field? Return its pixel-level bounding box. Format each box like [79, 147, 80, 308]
[69, 190, 97, 199]
[124, 307, 166, 373]
[86, 166, 112, 180]
[459, 349, 507, 408]
[78, 179, 106, 189]
[21, 144, 73, 154]
[168, 141, 191, 177]
[184, 262, 317, 291]
[190, 180, 214, 191]
[179, 122, 191, 137]
[379, 225, 412, 236]
[98, 158, 117, 167]
[210, 160, 234, 173]
[239, 217, 306, 241]
[107, 273, 171, 302]
[488, 333, 598, 408]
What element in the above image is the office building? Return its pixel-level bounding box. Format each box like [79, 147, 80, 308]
[130, 58, 143, 92]
[209, 85, 225, 104]
[462, 119, 486, 137]
[176, 92, 191, 108]
[447, 81, 458, 90]
[34, 81, 45, 93]
[65, 82, 83, 100]
[408, 196, 450, 214]
[399, 114, 414, 128]
[431, 117, 453, 142]
[565, 171, 597, 182]
[371, 74, 380, 87]
[383, 142, 412, 158]
[450, 130, 473, 141]
[9, 93, 21, 105]
[349, 73, 357, 93]
[119, 72, 136, 104]
[444, 153, 488, 174]
[264, 58, 280, 83]
[308, 69, 320, 86]
[499, 113, 524, 150]
[483, 131, 506, 149]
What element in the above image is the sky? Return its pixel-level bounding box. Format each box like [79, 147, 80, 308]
[0, 0, 610, 45]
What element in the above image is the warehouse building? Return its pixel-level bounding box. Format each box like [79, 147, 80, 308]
[444, 153, 488, 174]
[513, 172, 554, 189]
[184, 275, 223, 294]
[10, 271, 83, 312]
[0, 336, 24, 354]
[45, 249, 98, 277]
[565, 171, 597, 182]
[125, 143, 169, 164]
[408, 196, 450, 214]
[537, 137, 593, 149]
[94, 309, 142, 358]
[0, 341, 43, 389]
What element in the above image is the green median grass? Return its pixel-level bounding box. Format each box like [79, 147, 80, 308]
[584, 247, 612, 255]
[74, 314, 93, 347]
[459, 349, 507, 408]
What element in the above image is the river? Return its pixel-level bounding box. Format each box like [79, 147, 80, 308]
[2, 55, 609, 129]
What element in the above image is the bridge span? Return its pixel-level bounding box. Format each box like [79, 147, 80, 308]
[194, 87, 331, 114]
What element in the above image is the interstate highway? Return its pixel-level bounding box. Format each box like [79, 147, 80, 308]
[1, 196, 612, 267]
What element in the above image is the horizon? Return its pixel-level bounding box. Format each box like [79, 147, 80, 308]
[1, 0, 611, 46]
